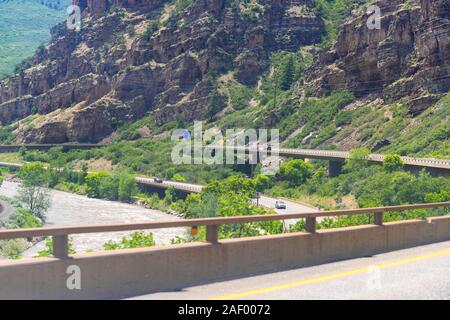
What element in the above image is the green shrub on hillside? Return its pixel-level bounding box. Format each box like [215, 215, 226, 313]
[383, 154, 404, 172]
[279, 159, 313, 187]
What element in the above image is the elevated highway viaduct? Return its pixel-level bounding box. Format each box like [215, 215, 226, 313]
[276, 148, 450, 177]
[0, 144, 449, 177]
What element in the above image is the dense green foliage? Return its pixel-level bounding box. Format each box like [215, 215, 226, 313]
[279, 159, 313, 187]
[20, 140, 242, 185]
[313, 0, 370, 46]
[268, 156, 450, 210]
[279, 55, 295, 91]
[103, 232, 156, 250]
[0, 126, 15, 144]
[18, 162, 51, 222]
[0, 196, 44, 259]
[0, 196, 43, 229]
[0, 240, 27, 259]
[84, 170, 138, 202]
[381, 93, 450, 158]
[37, 236, 76, 257]
[383, 154, 404, 172]
[177, 176, 283, 240]
[281, 90, 355, 144]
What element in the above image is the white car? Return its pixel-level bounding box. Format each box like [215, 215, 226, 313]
[275, 201, 287, 209]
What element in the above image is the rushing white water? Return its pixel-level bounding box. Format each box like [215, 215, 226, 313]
[0, 180, 187, 256]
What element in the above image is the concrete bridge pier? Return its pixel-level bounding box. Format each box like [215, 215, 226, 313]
[138, 184, 190, 199]
[403, 165, 450, 178]
[328, 160, 344, 177]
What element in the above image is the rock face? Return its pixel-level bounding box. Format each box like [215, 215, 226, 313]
[306, 0, 450, 108]
[0, 0, 323, 143]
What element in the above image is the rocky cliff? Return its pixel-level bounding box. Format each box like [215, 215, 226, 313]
[306, 0, 450, 115]
[0, 0, 324, 143]
[1, 0, 448, 145]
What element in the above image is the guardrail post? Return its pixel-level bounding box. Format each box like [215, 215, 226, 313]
[206, 225, 219, 244]
[305, 217, 316, 233]
[53, 235, 69, 259]
[374, 212, 383, 226]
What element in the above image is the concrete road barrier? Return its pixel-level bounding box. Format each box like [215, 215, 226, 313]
[1, 215, 450, 299]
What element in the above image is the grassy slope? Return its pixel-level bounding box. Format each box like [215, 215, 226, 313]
[0, 0, 68, 78]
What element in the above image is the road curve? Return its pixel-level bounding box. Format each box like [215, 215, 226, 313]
[136, 177, 317, 218]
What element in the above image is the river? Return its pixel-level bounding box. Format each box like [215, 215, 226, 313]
[0, 180, 187, 257]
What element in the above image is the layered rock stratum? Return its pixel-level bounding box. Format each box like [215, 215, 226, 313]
[307, 0, 450, 115]
[0, 0, 324, 142]
[0, 0, 448, 144]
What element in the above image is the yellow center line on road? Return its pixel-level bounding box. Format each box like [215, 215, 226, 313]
[210, 248, 450, 300]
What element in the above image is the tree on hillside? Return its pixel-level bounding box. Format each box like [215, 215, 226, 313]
[279, 159, 313, 187]
[118, 172, 138, 203]
[383, 154, 404, 172]
[254, 174, 272, 192]
[280, 55, 295, 90]
[343, 148, 370, 172]
[18, 163, 51, 222]
[85, 171, 109, 198]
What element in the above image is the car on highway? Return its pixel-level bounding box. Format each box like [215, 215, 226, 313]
[154, 177, 164, 183]
[275, 200, 286, 209]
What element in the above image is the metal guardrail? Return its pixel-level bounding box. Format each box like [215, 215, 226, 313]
[0, 202, 448, 259]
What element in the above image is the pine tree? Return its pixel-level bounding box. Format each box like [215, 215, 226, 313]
[280, 55, 295, 91]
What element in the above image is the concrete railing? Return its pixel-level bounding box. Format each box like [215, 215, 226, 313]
[135, 177, 203, 193]
[1, 202, 449, 259]
[0, 161, 22, 169]
[225, 146, 450, 169]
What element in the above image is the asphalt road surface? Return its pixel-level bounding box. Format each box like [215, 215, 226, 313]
[144, 179, 319, 228]
[252, 195, 319, 228]
[254, 195, 316, 215]
[137, 177, 317, 215]
[138, 177, 319, 227]
[129, 240, 450, 300]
